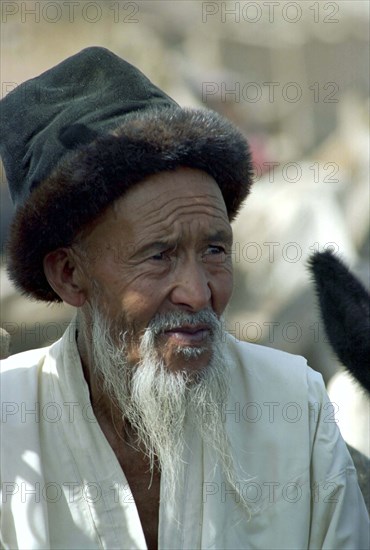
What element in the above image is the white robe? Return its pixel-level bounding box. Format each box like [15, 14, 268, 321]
[1, 321, 369, 549]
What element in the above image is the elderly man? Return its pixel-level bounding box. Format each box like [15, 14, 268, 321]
[0, 47, 368, 549]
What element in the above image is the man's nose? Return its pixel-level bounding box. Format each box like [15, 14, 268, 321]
[170, 258, 212, 312]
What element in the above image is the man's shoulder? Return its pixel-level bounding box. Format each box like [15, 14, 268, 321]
[0, 319, 75, 378]
[0, 345, 55, 409]
[224, 332, 324, 395]
[0, 345, 51, 374]
[225, 331, 310, 371]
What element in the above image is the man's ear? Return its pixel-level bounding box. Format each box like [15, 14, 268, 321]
[43, 248, 87, 307]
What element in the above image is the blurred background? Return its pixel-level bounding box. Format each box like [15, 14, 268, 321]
[1, 2, 369, 399]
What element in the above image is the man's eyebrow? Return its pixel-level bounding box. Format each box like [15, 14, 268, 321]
[206, 229, 233, 245]
[132, 230, 232, 257]
[132, 238, 177, 256]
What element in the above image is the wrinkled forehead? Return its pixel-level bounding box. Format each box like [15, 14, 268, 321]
[77, 168, 231, 247]
[117, 167, 228, 216]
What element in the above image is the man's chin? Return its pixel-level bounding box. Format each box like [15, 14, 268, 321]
[160, 340, 213, 374]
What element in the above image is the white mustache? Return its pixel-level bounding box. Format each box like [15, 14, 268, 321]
[145, 308, 221, 336]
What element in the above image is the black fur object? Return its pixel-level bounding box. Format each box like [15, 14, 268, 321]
[309, 250, 370, 513]
[7, 107, 253, 302]
[308, 250, 370, 391]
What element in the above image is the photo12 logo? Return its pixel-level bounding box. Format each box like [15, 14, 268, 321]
[201, 2, 340, 24]
[202, 81, 339, 104]
[1, 2, 140, 24]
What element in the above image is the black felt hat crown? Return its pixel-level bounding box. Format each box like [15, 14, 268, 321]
[0, 46, 253, 302]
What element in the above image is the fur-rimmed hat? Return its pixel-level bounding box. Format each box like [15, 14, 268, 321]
[0, 47, 253, 302]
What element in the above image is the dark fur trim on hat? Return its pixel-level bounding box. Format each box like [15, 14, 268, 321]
[7, 107, 253, 302]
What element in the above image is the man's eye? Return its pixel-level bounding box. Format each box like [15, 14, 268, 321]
[151, 252, 166, 261]
[203, 245, 227, 263]
[206, 245, 226, 255]
[150, 249, 173, 261]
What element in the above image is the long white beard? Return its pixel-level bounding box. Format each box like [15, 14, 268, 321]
[88, 304, 246, 510]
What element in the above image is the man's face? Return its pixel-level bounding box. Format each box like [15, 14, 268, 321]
[78, 167, 233, 372]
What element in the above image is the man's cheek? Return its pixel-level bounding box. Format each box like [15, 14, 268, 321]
[216, 271, 234, 313]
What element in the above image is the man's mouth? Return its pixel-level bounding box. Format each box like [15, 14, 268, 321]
[162, 325, 211, 345]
